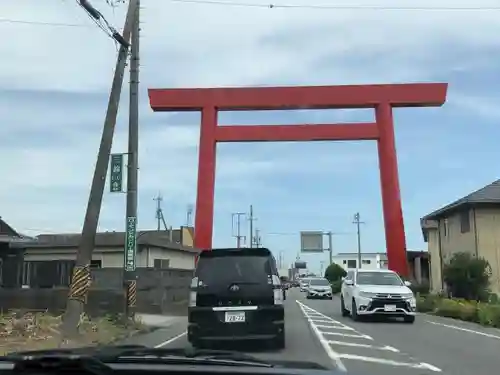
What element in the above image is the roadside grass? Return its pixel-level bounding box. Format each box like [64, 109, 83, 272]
[0, 311, 148, 355]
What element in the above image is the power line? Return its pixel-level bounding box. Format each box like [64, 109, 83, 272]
[0, 18, 91, 27]
[1, 1, 499, 29]
[169, 0, 500, 11]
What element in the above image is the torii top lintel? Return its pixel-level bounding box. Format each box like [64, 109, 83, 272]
[148, 83, 447, 112]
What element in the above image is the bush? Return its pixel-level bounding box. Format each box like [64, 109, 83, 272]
[410, 282, 430, 296]
[330, 280, 342, 294]
[443, 252, 491, 301]
[417, 294, 500, 328]
[324, 263, 346, 283]
[416, 294, 439, 312]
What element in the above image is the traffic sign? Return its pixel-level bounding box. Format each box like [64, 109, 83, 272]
[110, 154, 124, 193]
[124, 216, 137, 272]
[300, 231, 324, 253]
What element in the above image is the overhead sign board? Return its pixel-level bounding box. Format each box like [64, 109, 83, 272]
[294, 261, 307, 269]
[300, 231, 324, 253]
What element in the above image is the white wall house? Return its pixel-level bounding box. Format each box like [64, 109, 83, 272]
[18, 228, 200, 287]
[331, 252, 388, 271]
[22, 228, 198, 269]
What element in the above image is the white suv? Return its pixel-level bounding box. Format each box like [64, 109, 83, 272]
[340, 269, 416, 323]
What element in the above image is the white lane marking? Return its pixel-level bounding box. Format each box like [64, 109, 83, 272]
[314, 324, 355, 331]
[296, 301, 347, 372]
[326, 340, 400, 352]
[426, 320, 500, 340]
[308, 319, 337, 324]
[297, 300, 442, 372]
[320, 331, 373, 339]
[155, 332, 187, 348]
[337, 354, 441, 372]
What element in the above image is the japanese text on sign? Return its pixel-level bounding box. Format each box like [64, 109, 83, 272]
[110, 154, 124, 193]
[124, 216, 137, 272]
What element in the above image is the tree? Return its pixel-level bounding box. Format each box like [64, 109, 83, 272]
[443, 252, 491, 301]
[324, 263, 347, 283]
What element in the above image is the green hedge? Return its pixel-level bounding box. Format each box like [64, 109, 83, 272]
[330, 280, 342, 294]
[417, 295, 500, 328]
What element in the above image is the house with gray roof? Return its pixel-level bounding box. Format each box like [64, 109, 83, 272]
[420, 179, 500, 295]
[14, 227, 199, 288]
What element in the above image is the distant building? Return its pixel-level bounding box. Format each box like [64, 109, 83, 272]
[332, 252, 388, 271]
[331, 251, 429, 284]
[421, 179, 500, 294]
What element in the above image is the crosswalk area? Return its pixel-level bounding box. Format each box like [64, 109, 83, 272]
[296, 300, 442, 373]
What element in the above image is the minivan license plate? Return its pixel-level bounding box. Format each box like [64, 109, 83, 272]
[384, 305, 397, 312]
[225, 311, 245, 323]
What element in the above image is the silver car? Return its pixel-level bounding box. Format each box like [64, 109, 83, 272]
[306, 278, 333, 299]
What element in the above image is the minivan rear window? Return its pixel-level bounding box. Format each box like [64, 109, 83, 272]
[195, 255, 273, 285]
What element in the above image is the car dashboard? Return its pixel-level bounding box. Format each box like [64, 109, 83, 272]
[0, 360, 344, 375]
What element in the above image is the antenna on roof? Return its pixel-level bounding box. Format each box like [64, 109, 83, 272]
[153, 192, 168, 231]
[186, 204, 193, 227]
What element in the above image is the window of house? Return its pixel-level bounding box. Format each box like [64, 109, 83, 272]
[347, 260, 357, 268]
[443, 219, 448, 237]
[460, 210, 470, 233]
[362, 259, 371, 265]
[343, 260, 347, 264]
[154, 259, 170, 269]
[90, 260, 102, 269]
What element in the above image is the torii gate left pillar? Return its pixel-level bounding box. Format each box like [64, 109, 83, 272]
[149, 83, 447, 276]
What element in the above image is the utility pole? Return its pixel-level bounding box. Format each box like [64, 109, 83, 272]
[124, 0, 141, 319]
[153, 193, 163, 231]
[248, 205, 254, 248]
[255, 228, 262, 248]
[186, 204, 193, 227]
[62, 0, 138, 336]
[327, 231, 333, 265]
[353, 212, 365, 269]
[231, 212, 246, 248]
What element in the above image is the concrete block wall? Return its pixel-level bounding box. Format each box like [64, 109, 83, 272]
[0, 268, 192, 317]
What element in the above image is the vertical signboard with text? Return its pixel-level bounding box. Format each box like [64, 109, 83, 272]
[110, 154, 124, 193]
[124, 216, 137, 272]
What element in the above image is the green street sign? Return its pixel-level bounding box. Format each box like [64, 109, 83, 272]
[110, 154, 123, 193]
[124, 216, 137, 272]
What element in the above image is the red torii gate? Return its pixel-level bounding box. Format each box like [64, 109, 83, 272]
[148, 83, 448, 276]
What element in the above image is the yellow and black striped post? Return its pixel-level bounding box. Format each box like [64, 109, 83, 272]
[125, 279, 137, 317]
[68, 265, 92, 304]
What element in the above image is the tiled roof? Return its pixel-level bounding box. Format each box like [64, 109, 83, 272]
[422, 179, 500, 220]
[16, 229, 200, 253]
[0, 217, 21, 238]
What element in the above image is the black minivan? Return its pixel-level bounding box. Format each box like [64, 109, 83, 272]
[188, 247, 285, 349]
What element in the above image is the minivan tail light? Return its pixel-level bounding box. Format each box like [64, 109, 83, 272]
[189, 277, 198, 307]
[271, 275, 283, 305]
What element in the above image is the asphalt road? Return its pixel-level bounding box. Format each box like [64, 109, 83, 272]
[129, 289, 500, 374]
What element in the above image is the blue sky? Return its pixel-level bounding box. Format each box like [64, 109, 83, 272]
[2, 0, 500, 274]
